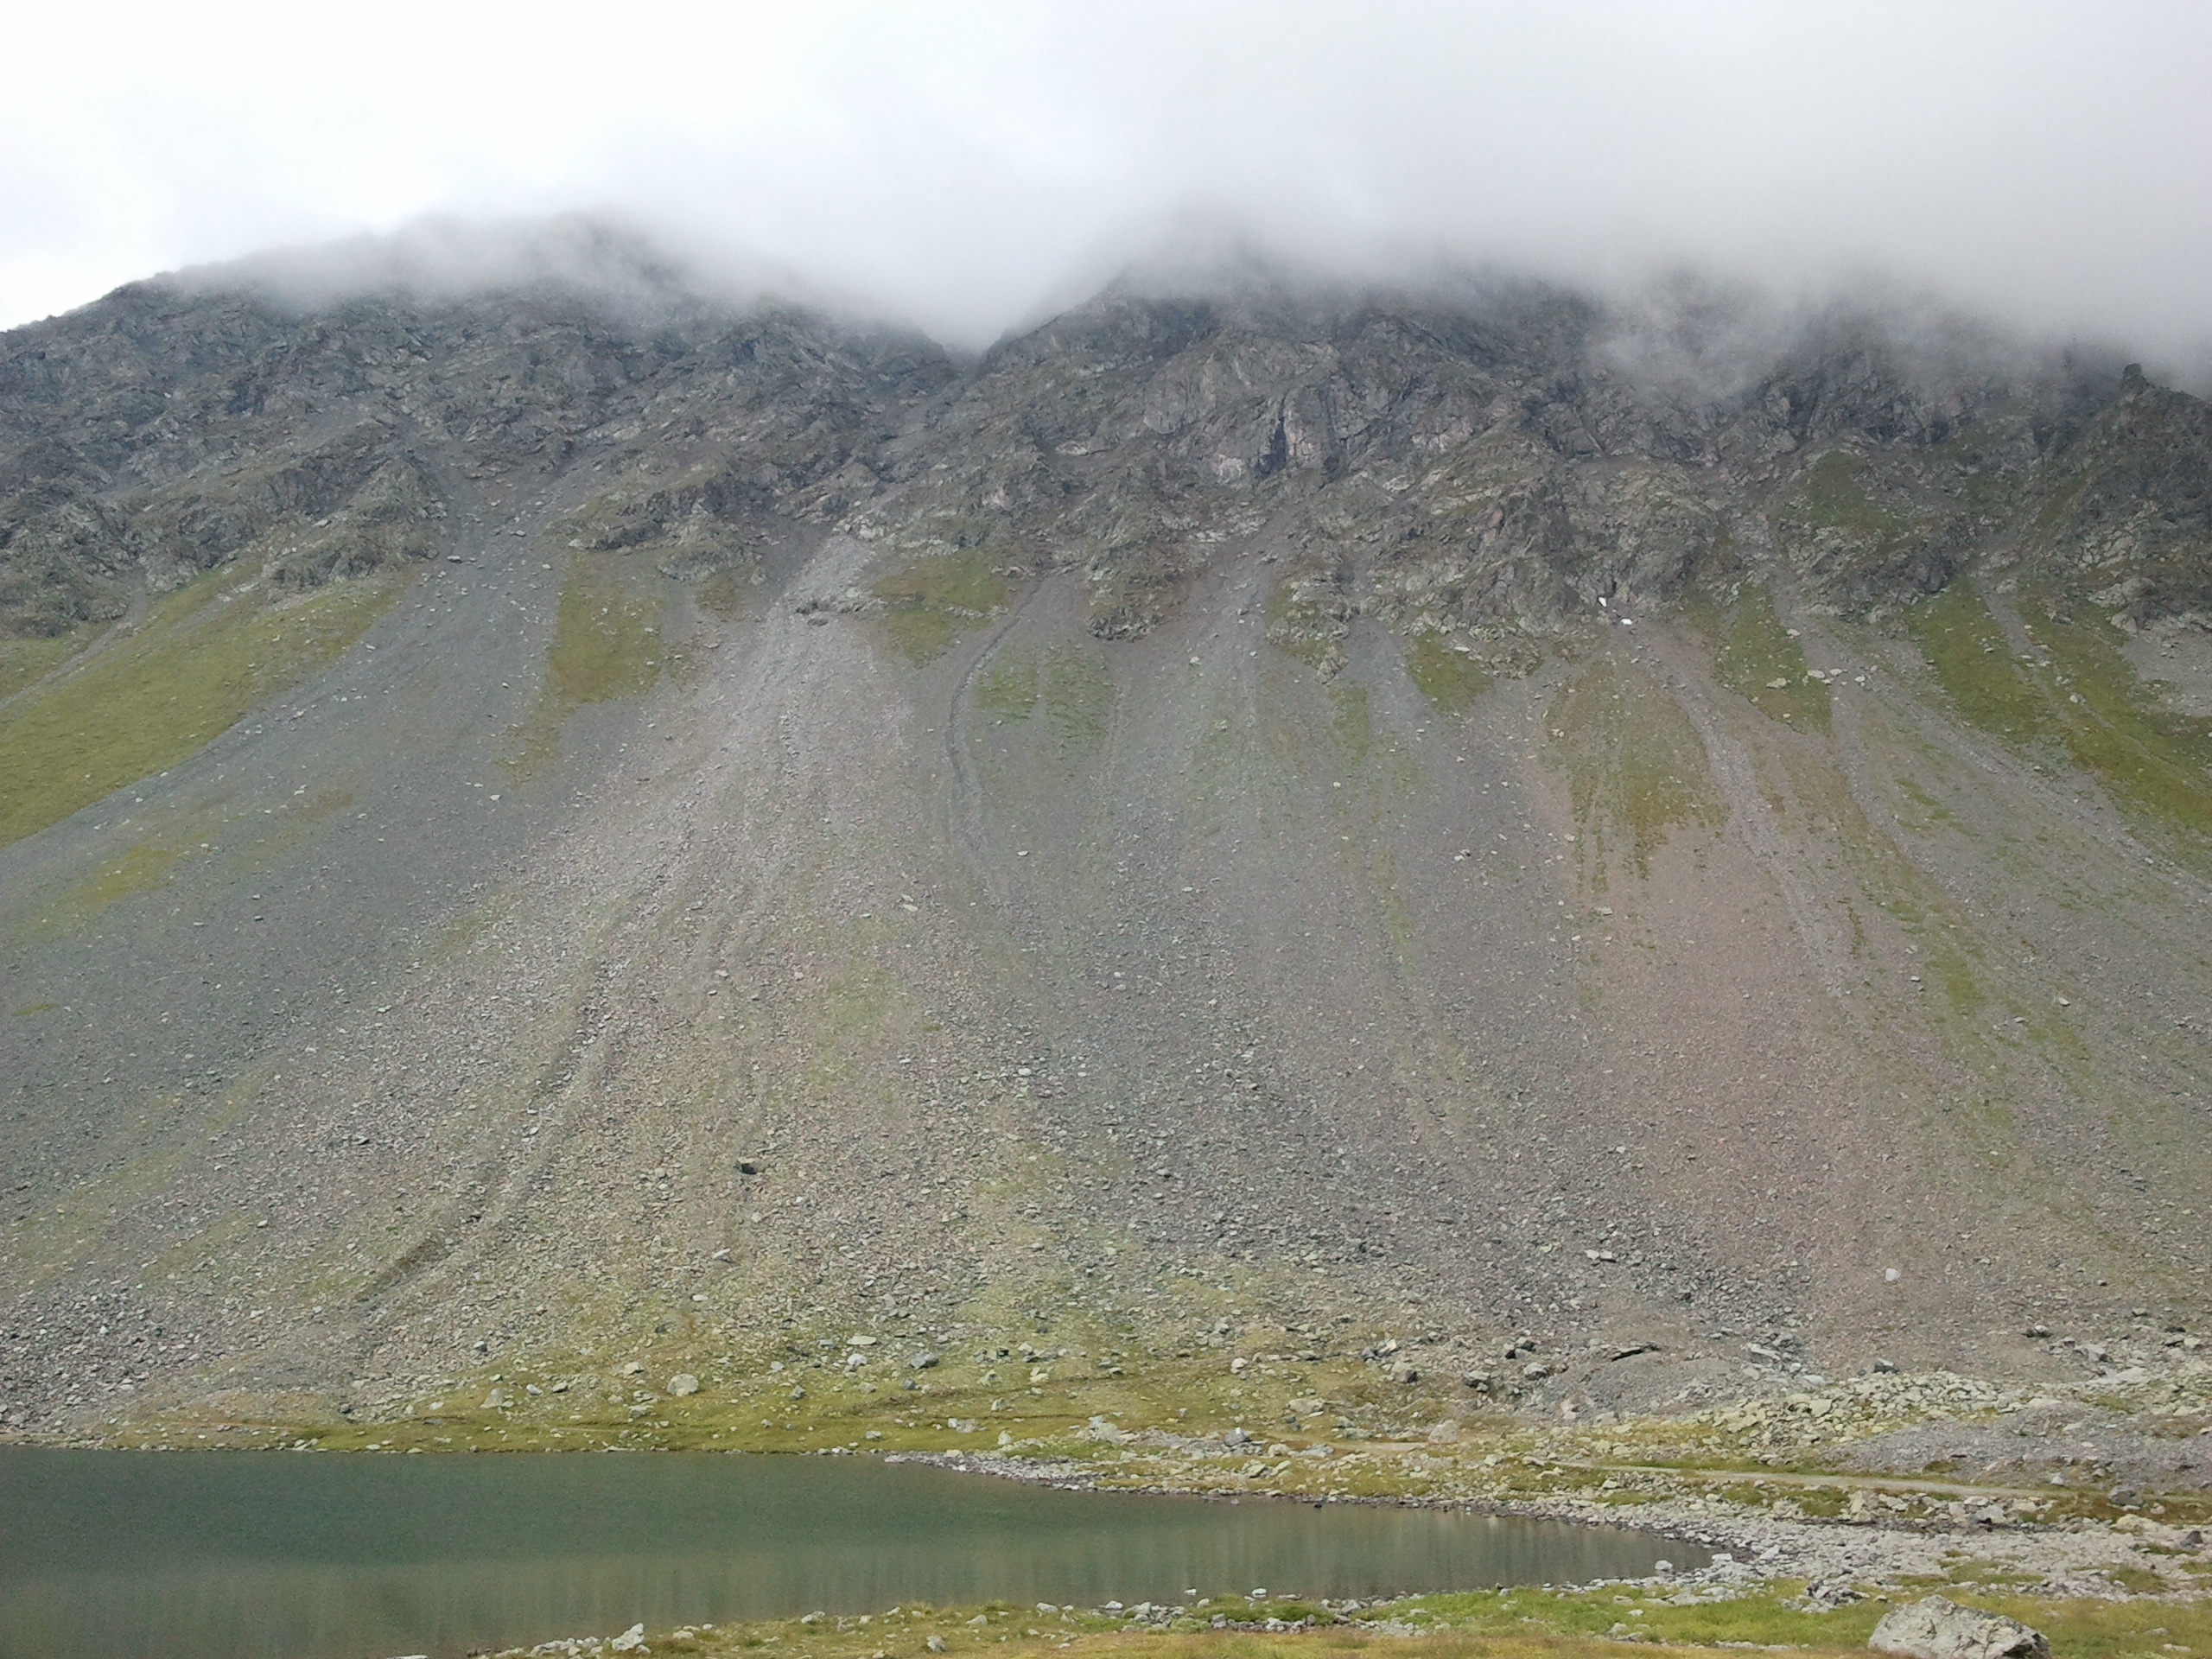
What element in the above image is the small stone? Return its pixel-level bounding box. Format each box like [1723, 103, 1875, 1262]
[481, 1389, 507, 1408]
[668, 1374, 700, 1396]
[611, 1624, 648, 1653]
[927, 1639, 947, 1653]
[1802, 1581, 1865, 1610]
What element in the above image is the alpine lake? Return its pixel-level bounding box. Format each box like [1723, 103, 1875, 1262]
[0, 1447, 1700, 1659]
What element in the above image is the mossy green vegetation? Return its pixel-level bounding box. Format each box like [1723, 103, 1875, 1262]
[0, 624, 97, 702]
[1906, 582, 2212, 865]
[0, 563, 406, 849]
[1404, 1584, 1879, 1650]
[6, 785, 361, 945]
[1406, 635, 1492, 715]
[975, 643, 1115, 762]
[1041, 646, 1115, 759]
[549, 569, 666, 707]
[1710, 588, 1831, 732]
[1548, 655, 1723, 887]
[53, 841, 185, 917]
[874, 548, 1010, 664]
[977, 653, 1040, 719]
[1793, 450, 1908, 541]
[505, 559, 668, 780]
[2029, 601, 2212, 863]
[1906, 585, 2054, 745]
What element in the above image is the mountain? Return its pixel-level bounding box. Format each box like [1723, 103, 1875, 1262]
[2, 226, 2208, 1446]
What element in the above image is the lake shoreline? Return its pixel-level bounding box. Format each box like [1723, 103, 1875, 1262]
[884, 1446, 2212, 1605]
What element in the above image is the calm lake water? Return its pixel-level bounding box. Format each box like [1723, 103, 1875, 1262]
[0, 1449, 1701, 1659]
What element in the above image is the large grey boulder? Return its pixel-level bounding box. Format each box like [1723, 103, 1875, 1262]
[1870, 1597, 2048, 1659]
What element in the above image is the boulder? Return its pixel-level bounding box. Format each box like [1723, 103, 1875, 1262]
[1870, 1597, 2047, 1659]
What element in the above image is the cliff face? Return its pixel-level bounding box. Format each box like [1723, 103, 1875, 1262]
[1, 238, 2208, 1442]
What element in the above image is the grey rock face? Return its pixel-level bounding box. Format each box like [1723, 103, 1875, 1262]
[4, 234, 2190, 657]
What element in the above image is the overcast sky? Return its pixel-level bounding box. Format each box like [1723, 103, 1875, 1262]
[5, 1, 2208, 372]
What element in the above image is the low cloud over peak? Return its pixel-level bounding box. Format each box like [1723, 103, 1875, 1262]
[5, 2, 2207, 382]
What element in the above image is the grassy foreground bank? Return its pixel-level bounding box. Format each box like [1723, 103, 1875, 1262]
[474, 1583, 2212, 1659]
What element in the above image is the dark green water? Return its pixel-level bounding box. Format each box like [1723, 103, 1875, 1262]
[0, 1449, 1700, 1659]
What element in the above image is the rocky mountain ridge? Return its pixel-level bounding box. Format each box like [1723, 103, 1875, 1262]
[0, 230, 2208, 1448]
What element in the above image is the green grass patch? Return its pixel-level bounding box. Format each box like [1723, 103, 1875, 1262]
[1041, 646, 1114, 760]
[0, 564, 406, 849]
[1711, 588, 1831, 732]
[1795, 451, 1908, 541]
[44, 841, 186, 922]
[1406, 636, 1492, 715]
[1548, 654, 1724, 887]
[1907, 585, 2055, 744]
[34, 1581, 2208, 1659]
[1412, 1584, 1881, 1650]
[1905, 583, 2212, 865]
[2096, 1565, 2169, 1594]
[549, 571, 664, 706]
[977, 652, 1040, 720]
[2028, 602, 2212, 863]
[874, 548, 1008, 664]
[1957, 1592, 2212, 1659]
[0, 625, 98, 702]
[505, 562, 667, 780]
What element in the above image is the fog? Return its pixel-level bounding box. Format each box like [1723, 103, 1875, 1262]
[5, 1, 2208, 379]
